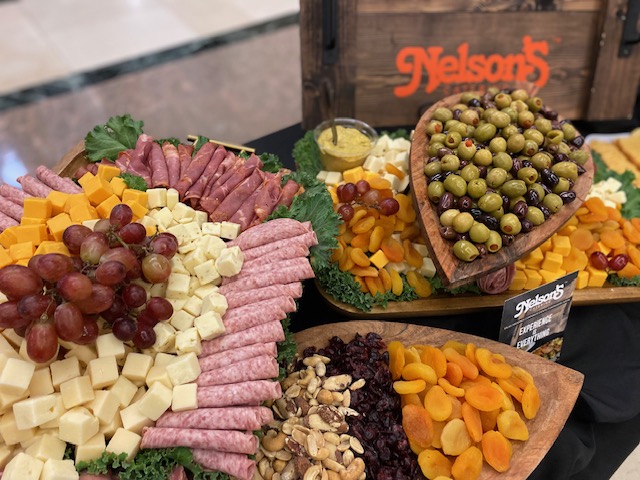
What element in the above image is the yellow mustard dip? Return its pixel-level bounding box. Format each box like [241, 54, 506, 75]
[317, 125, 373, 172]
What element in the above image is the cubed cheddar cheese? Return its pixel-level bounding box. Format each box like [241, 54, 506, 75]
[47, 191, 70, 216]
[37, 241, 70, 256]
[539, 269, 563, 284]
[46, 213, 74, 242]
[523, 269, 543, 290]
[586, 265, 608, 287]
[522, 247, 543, 266]
[342, 166, 365, 184]
[83, 175, 113, 206]
[576, 270, 589, 289]
[538, 238, 553, 253]
[23, 197, 52, 219]
[63, 194, 90, 214]
[370, 250, 389, 269]
[122, 188, 148, 205]
[551, 235, 571, 257]
[96, 195, 121, 218]
[508, 269, 527, 290]
[77, 172, 95, 189]
[15, 225, 48, 246]
[540, 251, 563, 272]
[110, 176, 128, 198]
[0, 226, 18, 249]
[69, 202, 98, 223]
[21, 217, 46, 225]
[0, 248, 11, 268]
[125, 200, 148, 220]
[97, 164, 122, 181]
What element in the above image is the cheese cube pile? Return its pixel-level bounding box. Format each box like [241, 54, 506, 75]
[585, 177, 627, 208]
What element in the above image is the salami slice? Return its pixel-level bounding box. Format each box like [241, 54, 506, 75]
[0, 183, 31, 206]
[17, 175, 53, 197]
[276, 178, 301, 207]
[149, 142, 170, 188]
[228, 218, 313, 250]
[228, 183, 262, 231]
[223, 284, 303, 310]
[254, 172, 282, 222]
[224, 257, 312, 283]
[197, 354, 279, 386]
[128, 134, 153, 185]
[86, 163, 99, 175]
[74, 165, 89, 179]
[192, 449, 255, 480]
[35, 165, 82, 193]
[199, 342, 278, 371]
[240, 231, 318, 261]
[156, 406, 273, 431]
[200, 152, 238, 200]
[170, 465, 187, 480]
[219, 263, 315, 295]
[209, 170, 264, 223]
[222, 296, 296, 332]
[174, 142, 216, 196]
[199, 321, 285, 357]
[141, 427, 257, 454]
[0, 194, 24, 221]
[196, 380, 282, 407]
[200, 158, 259, 215]
[240, 246, 310, 272]
[184, 146, 227, 205]
[178, 143, 194, 181]
[477, 263, 516, 294]
[0, 211, 19, 231]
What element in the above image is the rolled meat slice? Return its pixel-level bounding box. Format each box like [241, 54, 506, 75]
[140, 427, 257, 454]
[240, 246, 310, 272]
[222, 306, 286, 335]
[35, 165, 82, 193]
[162, 142, 181, 188]
[127, 134, 153, 185]
[209, 170, 264, 223]
[276, 178, 301, 208]
[0, 183, 31, 206]
[174, 141, 216, 197]
[0, 194, 24, 221]
[228, 183, 262, 231]
[192, 449, 255, 480]
[219, 263, 315, 295]
[477, 263, 517, 294]
[200, 157, 260, 215]
[170, 465, 187, 480]
[223, 284, 303, 310]
[254, 172, 282, 222]
[74, 165, 89, 179]
[196, 380, 282, 407]
[240, 231, 318, 261]
[197, 354, 279, 386]
[86, 163, 99, 175]
[199, 342, 278, 371]
[199, 321, 285, 357]
[149, 142, 169, 188]
[224, 257, 312, 283]
[227, 218, 313, 250]
[184, 146, 227, 206]
[17, 175, 53, 197]
[156, 406, 273, 431]
[178, 143, 194, 181]
[0, 210, 19, 231]
[200, 151, 238, 201]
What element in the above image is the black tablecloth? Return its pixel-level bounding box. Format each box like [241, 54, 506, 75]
[247, 125, 640, 480]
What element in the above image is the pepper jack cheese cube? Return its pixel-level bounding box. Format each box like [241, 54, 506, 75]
[119, 403, 153, 434]
[166, 352, 201, 386]
[28, 368, 55, 397]
[60, 375, 95, 409]
[194, 311, 225, 341]
[50, 357, 81, 389]
[174, 328, 202, 355]
[193, 259, 220, 286]
[171, 383, 198, 412]
[183, 248, 208, 275]
[154, 353, 176, 367]
[201, 222, 221, 236]
[204, 236, 227, 260]
[109, 375, 138, 408]
[12, 394, 58, 429]
[166, 272, 191, 299]
[137, 382, 172, 421]
[172, 202, 196, 222]
[0, 357, 36, 396]
[170, 310, 195, 331]
[122, 353, 154, 386]
[59, 407, 99, 445]
[96, 333, 126, 359]
[194, 284, 219, 299]
[87, 356, 119, 389]
[147, 188, 167, 209]
[75, 432, 106, 464]
[2, 452, 43, 480]
[194, 210, 208, 227]
[182, 296, 203, 317]
[106, 428, 141, 462]
[41, 458, 79, 480]
[153, 207, 174, 229]
[24, 433, 66, 462]
[215, 246, 244, 277]
[219, 221, 241, 240]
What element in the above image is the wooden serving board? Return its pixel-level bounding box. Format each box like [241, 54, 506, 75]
[293, 320, 584, 479]
[409, 93, 594, 289]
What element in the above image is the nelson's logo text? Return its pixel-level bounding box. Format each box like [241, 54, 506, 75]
[394, 36, 550, 98]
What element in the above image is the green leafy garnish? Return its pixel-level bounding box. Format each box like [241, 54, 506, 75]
[76, 452, 127, 475]
[277, 317, 298, 379]
[118, 173, 148, 191]
[259, 152, 284, 174]
[192, 135, 212, 154]
[84, 114, 144, 162]
[380, 128, 410, 140]
[591, 151, 640, 219]
[429, 275, 482, 295]
[156, 137, 181, 147]
[607, 274, 640, 287]
[292, 130, 323, 177]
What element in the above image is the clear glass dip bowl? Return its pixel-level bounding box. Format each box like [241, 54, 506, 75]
[313, 118, 378, 172]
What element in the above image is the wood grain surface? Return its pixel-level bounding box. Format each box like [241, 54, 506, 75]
[294, 320, 584, 479]
[53, 140, 88, 177]
[409, 93, 594, 288]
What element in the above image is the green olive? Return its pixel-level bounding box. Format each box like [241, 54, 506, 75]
[451, 103, 468, 112]
[562, 123, 577, 141]
[557, 142, 571, 155]
[522, 140, 539, 157]
[474, 123, 497, 143]
[461, 92, 481, 104]
[469, 222, 491, 243]
[478, 192, 503, 212]
[430, 133, 447, 145]
[526, 206, 545, 226]
[447, 120, 468, 135]
[427, 181, 445, 203]
[492, 152, 513, 171]
[501, 179, 528, 198]
[485, 230, 503, 253]
[507, 133, 526, 153]
[487, 86, 501, 98]
[489, 137, 507, 153]
[452, 212, 475, 233]
[552, 161, 578, 181]
[518, 111, 535, 128]
[457, 140, 476, 161]
[569, 150, 589, 166]
[482, 108, 498, 122]
[424, 160, 442, 177]
[494, 93, 512, 109]
[517, 166, 539, 185]
[425, 120, 443, 136]
[459, 109, 479, 126]
[529, 183, 545, 201]
[531, 152, 552, 170]
[542, 193, 563, 213]
[441, 154, 461, 172]
[501, 124, 519, 139]
[500, 213, 522, 235]
[445, 131, 462, 149]
[440, 209, 461, 227]
[534, 118, 552, 135]
[443, 174, 467, 197]
[509, 196, 526, 209]
[465, 125, 476, 137]
[490, 111, 511, 129]
[460, 164, 480, 182]
[467, 178, 487, 199]
[492, 206, 505, 220]
[524, 128, 544, 146]
[545, 130, 564, 146]
[552, 177, 571, 194]
[453, 240, 480, 262]
[526, 96, 543, 112]
[433, 107, 453, 123]
[428, 142, 445, 157]
[473, 148, 493, 167]
[502, 107, 518, 123]
[510, 89, 529, 102]
[511, 99, 529, 113]
[486, 168, 508, 189]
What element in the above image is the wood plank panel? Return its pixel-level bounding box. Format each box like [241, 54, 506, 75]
[358, 0, 602, 13]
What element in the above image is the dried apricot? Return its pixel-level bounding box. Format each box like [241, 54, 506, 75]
[381, 237, 404, 263]
[441, 340, 466, 355]
[440, 418, 473, 456]
[497, 377, 524, 404]
[403, 239, 424, 268]
[479, 408, 500, 432]
[369, 225, 385, 252]
[406, 270, 433, 298]
[451, 446, 483, 480]
[404, 346, 422, 364]
[364, 276, 383, 297]
[464, 343, 479, 368]
[403, 362, 438, 385]
[350, 231, 371, 251]
[401, 393, 423, 408]
[475, 347, 513, 379]
[490, 382, 514, 411]
[511, 366, 535, 387]
[431, 420, 446, 450]
[445, 362, 464, 387]
[437, 377, 465, 398]
[378, 267, 392, 291]
[447, 395, 463, 421]
[442, 347, 479, 380]
[402, 404, 434, 449]
[497, 410, 529, 441]
[387, 341, 405, 380]
[394, 379, 427, 395]
[522, 383, 541, 419]
[421, 346, 448, 378]
[418, 449, 452, 479]
[388, 268, 404, 295]
[425, 385, 453, 422]
[460, 402, 483, 443]
[481, 430, 512, 473]
[464, 384, 503, 412]
[352, 216, 376, 235]
[350, 247, 370, 267]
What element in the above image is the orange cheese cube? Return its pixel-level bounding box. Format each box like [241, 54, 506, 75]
[35, 241, 55, 255]
[342, 166, 365, 184]
[0, 248, 11, 268]
[394, 220, 406, 232]
[551, 235, 571, 257]
[369, 250, 389, 269]
[110, 177, 128, 198]
[576, 270, 589, 289]
[9, 241, 35, 261]
[124, 201, 148, 221]
[539, 238, 553, 253]
[40, 241, 70, 256]
[14, 224, 48, 246]
[522, 247, 543, 266]
[23, 197, 52, 219]
[96, 196, 122, 219]
[541, 251, 563, 272]
[83, 175, 114, 206]
[122, 189, 148, 207]
[20, 217, 46, 226]
[69, 202, 98, 223]
[47, 191, 71, 216]
[328, 187, 338, 205]
[46, 213, 74, 242]
[524, 269, 543, 290]
[64, 194, 90, 213]
[364, 171, 381, 183]
[586, 265, 608, 287]
[145, 225, 157, 236]
[539, 269, 562, 284]
[98, 164, 122, 182]
[78, 172, 95, 189]
[509, 269, 527, 290]
[15, 258, 30, 266]
[514, 259, 526, 270]
[0, 227, 18, 249]
[596, 241, 611, 256]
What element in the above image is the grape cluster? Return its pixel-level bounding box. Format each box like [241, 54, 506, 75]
[0, 204, 178, 363]
[336, 180, 400, 222]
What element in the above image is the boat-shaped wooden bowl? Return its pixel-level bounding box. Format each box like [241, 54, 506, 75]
[409, 94, 594, 289]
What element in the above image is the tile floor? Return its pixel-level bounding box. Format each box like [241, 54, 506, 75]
[0, 0, 638, 478]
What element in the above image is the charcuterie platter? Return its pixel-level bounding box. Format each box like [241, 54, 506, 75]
[294, 320, 584, 479]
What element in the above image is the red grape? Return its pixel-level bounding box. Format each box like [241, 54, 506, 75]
[75, 318, 99, 345]
[339, 183, 357, 203]
[74, 284, 114, 314]
[141, 254, 172, 284]
[26, 323, 58, 363]
[80, 232, 110, 265]
[122, 284, 147, 308]
[54, 302, 84, 341]
[17, 294, 56, 322]
[101, 295, 127, 323]
[93, 219, 112, 234]
[356, 180, 371, 195]
[100, 247, 138, 272]
[112, 317, 137, 342]
[379, 198, 400, 216]
[62, 225, 92, 254]
[137, 308, 159, 328]
[28, 254, 43, 272]
[146, 297, 173, 321]
[0, 265, 43, 299]
[0, 301, 31, 329]
[609, 254, 629, 271]
[57, 272, 93, 302]
[363, 189, 381, 206]
[95, 261, 127, 286]
[110, 204, 133, 229]
[590, 251, 609, 270]
[133, 325, 156, 349]
[34, 254, 74, 283]
[118, 223, 147, 244]
[71, 256, 84, 272]
[337, 204, 355, 222]
[150, 234, 178, 259]
[126, 262, 142, 280]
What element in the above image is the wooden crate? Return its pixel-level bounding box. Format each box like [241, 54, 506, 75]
[301, 0, 640, 129]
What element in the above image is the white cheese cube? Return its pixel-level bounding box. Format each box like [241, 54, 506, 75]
[0, 411, 36, 445]
[193, 259, 220, 286]
[0, 389, 29, 416]
[201, 222, 221, 236]
[397, 174, 410, 192]
[203, 236, 227, 260]
[392, 137, 412, 151]
[152, 206, 174, 229]
[119, 403, 153, 435]
[166, 272, 191, 299]
[194, 284, 219, 299]
[215, 246, 244, 277]
[39, 393, 65, 429]
[174, 328, 202, 356]
[385, 261, 410, 275]
[131, 386, 147, 403]
[121, 353, 154, 387]
[25, 434, 66, 462]
[106, 428, 141, 462]
[96, 334, 125, 360]
[0, 358, 35, 396]
[149, 282, 167, 298]
[154, 353, 177, 367]
[82, 219, 101, 230]
[137, 382, 172, 421]
[412, 243, 430, 258]
[194, 311, 225, 341]
[188, 276, 202, 296]
[170, 310, 195, 331]
[316, 170, 329, 182]
[28, 368, 54, 397]
[12, 394, 58, 429]
[2, 329, 23, 348]
[177, 241, 197, 255]
[392, 150, 410, 168]
[0, 334, 19, 357]
[171, 383, 198, 412]
[172, 202, 196, 222]
[59, 407, 99, 445]
[60, 376, 95, 409]
[166, 188, 180, 209]
[87, 390, 120, 425]
[182, 297, 203, 317]
[109, 375, 138, 409]
[383, 149, 397, 164]
[363, 155, 385, 173]
[0, 444, 13, 469]
[183, 248, 208, 275]
[183, 221, 202, 241]
[609, 191, 627, 204]
[2, 452, 43, 480]
[167, 224, 190, 245]
[201, 292, 228, 315]
[146, 366, 173, 390]
[152, 323, 176, 353]
[194, 210, 208, 227]
[324, 171, 343, 186]
[166, 352, 201, 386]
[170, 257, 189, 275]
[99, 410, 122, 439]
[74, 432, 106, 464]
[381, 172, 401, 192]
[219, 221, 241, 240]
[146, 188, 167, 209]
[50, 357, 81, 389]
[139, 215, 158, 230]
[64, 345, 97, 367]
[87, 356, 119, 389]
[166, 298, 188, 312]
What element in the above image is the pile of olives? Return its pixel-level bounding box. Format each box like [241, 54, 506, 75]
[423, 88, 589, 262]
